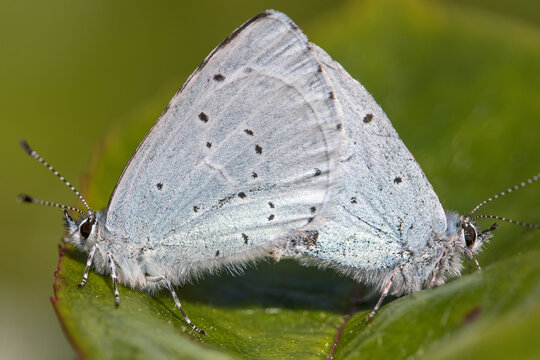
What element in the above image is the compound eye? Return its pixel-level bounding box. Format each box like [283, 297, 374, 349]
[79, 219, 93, 240]
[462, 222, 477, 248]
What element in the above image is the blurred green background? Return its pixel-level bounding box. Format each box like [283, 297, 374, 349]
[1, 0, 539, 359]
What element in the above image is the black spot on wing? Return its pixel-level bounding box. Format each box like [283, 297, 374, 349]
[213, 73, 225, 82]
[329, 91, 335, 100]
[268, 214, 275, 221]
[310, 207, 316, 214]
[193, 206, 199, 213]
[394, 176, 402, 184]
[242, 233, 249, 245]
[244, 129, 254, 136]
[199, 112, 208, 122]
[156, 183, 163, 190]
[268, 202, 275, 208]
[206, 142, 212, 148]
[314, 168, 322, 176]
[215, 250, 220, 257]
[363, 114, 373, 123]
[336, 123, 342, 130]
[251, 172, 258, 179]
[255, 145, 262, 154]
[317, 64, 323, 73]
[238, 192, 246, 199]
[351, 196, 357, 204]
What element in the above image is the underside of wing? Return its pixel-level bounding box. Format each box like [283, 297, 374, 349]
[310, 44, 447, 260]
[103, 11, 343, 272]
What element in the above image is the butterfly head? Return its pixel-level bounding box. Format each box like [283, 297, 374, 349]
[63, 210, 100, 248]
[439, 212, 492, 271]
[459, 217, 497, 255]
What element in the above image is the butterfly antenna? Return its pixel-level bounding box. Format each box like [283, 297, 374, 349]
[468, 172, 540, 216]
[470, 214, 540, 230]
[18, 194, 88, 217]
[19, 139, 92, 214]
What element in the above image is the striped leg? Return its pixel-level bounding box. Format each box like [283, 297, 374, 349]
[147, 275, 206, 335]
[78, 244, 97, 288]
[464, 248, 482, 271]
[106, 252, 120, 307]
[365, 265, 402, 323]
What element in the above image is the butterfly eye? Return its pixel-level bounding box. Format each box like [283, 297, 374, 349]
[79, 219, 93, 240]
[462, 222, 477, 248]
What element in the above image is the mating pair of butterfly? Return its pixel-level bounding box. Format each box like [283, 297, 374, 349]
[20, 10, 539, 335]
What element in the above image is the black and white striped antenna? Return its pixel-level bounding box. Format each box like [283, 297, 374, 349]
[18, 194, 87, 217]
[467, 172, 540, 229]
[18, 139, 92, 219]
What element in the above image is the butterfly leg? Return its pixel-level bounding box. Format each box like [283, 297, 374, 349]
[365, 265, 402, 323]
[146, 275, 206, 335]
[78, 244, 97, 288]
[463, 248, 482, 271]
[106, 252, 120, 306]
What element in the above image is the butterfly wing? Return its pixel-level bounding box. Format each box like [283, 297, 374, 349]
[305, 44, 447, 275]
[103, 11, 343, 277]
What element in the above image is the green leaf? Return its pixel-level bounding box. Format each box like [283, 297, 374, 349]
[54, 247, 352, 359]
[53, 1, 540, 358]
[333, 237, 540, 359]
